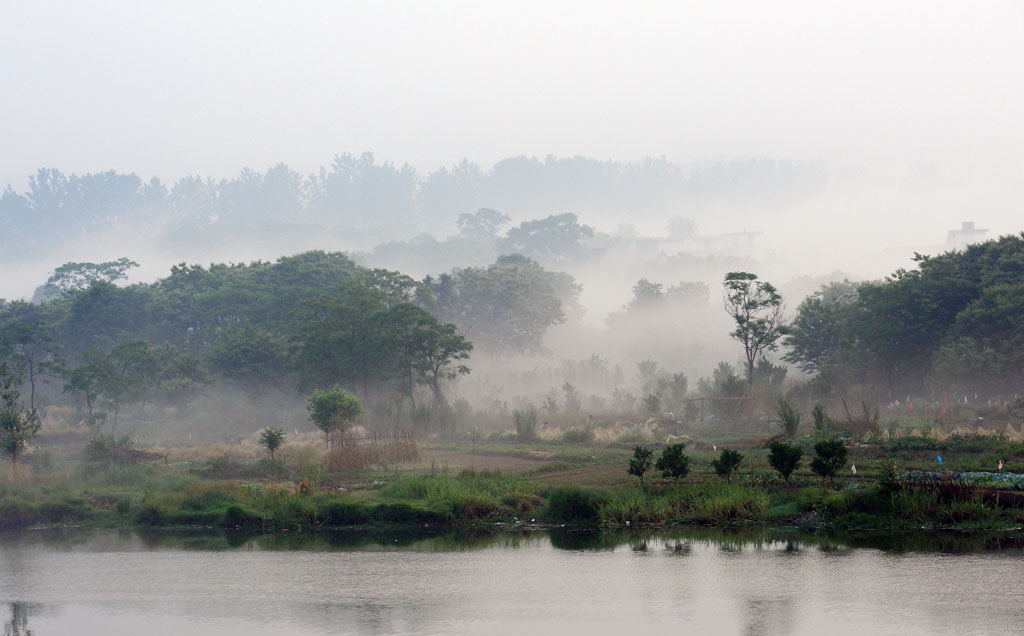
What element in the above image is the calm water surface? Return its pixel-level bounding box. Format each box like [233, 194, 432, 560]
[1, 529, 1022, 635]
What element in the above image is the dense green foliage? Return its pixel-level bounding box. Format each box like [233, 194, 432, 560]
[0, 363, 40, 468]
[258, 427, 286, 460]
[785, 235, 1024, 397]
[775, 399, 801, 438]
[0, 250, 587, 431]
[655, 443, 690, 482]
[711, 449, 744, 482]
[307, 387, 363, 440]
[723, 272, 787, 385]
[810, 439, 848, 485]
[767, 441, 803, 481]
[423, 254, 579, 354]
[628, 446, 654, 486]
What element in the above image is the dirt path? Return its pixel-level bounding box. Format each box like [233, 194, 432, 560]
[416, 449, 553, 473]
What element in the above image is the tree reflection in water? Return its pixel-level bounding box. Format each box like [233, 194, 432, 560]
[3, 602, 34, 636]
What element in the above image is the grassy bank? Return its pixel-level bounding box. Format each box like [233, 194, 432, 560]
[3, 462, 1023, 534]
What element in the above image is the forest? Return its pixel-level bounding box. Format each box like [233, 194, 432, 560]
[0, 154, 831, 259]
[0, 232, 1021, 447]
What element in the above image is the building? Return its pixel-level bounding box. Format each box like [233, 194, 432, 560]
[946, 221, 988, 250]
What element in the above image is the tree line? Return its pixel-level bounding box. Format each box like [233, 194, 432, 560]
[784, 233, 1024, 400]
[0, 250, 576, 432]
[1, 154, 830, 257]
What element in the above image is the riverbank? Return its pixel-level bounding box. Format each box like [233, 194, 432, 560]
[3, 464, 1023, 535]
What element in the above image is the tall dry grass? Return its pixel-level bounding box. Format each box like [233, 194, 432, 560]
[327, 433, 420, 471]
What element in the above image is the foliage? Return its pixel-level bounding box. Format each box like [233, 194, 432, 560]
[810, 439, 848, 486]
[627, 445, 654, 486]
[513, 406, 538, 442]
[711, 449, 744, 482]
[561, 428, 595, 444]
[775, 399, 801, 438]
[782, 280, 860, 376]
[83, 434, 134, 463]
[207, 322, 290, 397]
[811, 403, 830, 433]
[499, 213, 595, 265]
[258, 427, 287, 460]
[767, 441, 803, 481]
[723, 271, 787, 384]
[655, 443, 690, 482]
[423, 254, 579, 354]
[544, 486, 609, 524]
[628, 278, 664, 309]
[784, 235, 1024, 395]
[642, 393, 661, 414]
[561, 382, 582, 413]
[0, 363, 40, 468]
[34, 258, 139, 300]
[307, 387, 363, 441]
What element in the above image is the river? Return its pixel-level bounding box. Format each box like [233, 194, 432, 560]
[1, 528, 1021, 635]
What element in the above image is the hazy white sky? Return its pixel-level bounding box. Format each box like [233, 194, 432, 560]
[2, 0, 1023, 187]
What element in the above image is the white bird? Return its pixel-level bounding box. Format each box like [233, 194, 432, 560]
[851, 464, 857, 475]
[713, 444, 717, 451]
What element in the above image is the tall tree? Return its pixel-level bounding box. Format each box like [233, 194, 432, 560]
[0, 302, 61, 411]
[34, 257, 139, 302]
[723, 272, 787, 385]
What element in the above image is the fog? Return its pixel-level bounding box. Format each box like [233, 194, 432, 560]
[3, 1, 1022, 181]
[2, 1, 1023, 430]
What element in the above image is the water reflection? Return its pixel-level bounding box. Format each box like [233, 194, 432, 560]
[740, 598, 795, 636]
[3, 602, 36, 636]
[2, 525, 1023, 554]
[2, 528, 1024, 636]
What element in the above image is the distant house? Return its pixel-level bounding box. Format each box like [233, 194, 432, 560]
[946, 221, 988, 250]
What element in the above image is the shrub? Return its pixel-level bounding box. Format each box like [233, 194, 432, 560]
[561, 428, 595, 444]
[655, 443, 690, 483]
[628, 446, 654, 486]
[811, 438, 848, 486]
[642, 393, 661, 414]
[84, 434, 133, 463]
[767, 441, 803, 481]
[320, 501, 372, 526]
[544, 486, 608, 524]
[812, 403, 830, 433]
[711, 449, 743, 482]
[513, 407, 538, 442]
[222, 505, 261, 530]
[775, 399, 801, 438]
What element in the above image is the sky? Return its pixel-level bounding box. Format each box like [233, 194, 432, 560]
[2, 0, 1023, 188]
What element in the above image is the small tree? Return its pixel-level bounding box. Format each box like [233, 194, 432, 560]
[775, 399, 801, 438]
[628, 445, 654, 487]
[810, 438, 848, 487]
[767, 441, 803, 481]
[0, 363, 40, 470]
[307, 386, 363, 448]
[642, 393, 661, 415]
[258, 427, 286, 460]
[711, 448, 743, 482]
[655, 443, 690, 483]
[513, 406, 538, 441]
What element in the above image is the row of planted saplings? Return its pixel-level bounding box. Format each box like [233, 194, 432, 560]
[626, 439, 850, 486]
